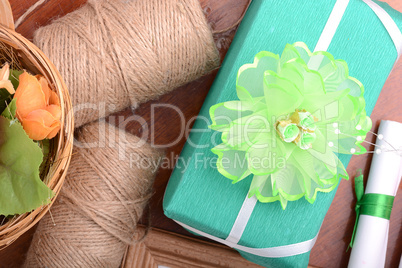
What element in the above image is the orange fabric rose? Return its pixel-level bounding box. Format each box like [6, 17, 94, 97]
[14, 72, 61, 140]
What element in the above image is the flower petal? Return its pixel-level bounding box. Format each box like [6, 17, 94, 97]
[303, 69, 325, 95]
[316, 60, 337, 81]
[223, 100, 254, 111]
[221, 111, 270, 150]
[323, 60, 349, 92]
[0, 80, 14, 94]
[36, 75, 50, 103]
[336, 76, 364, 98]
[308, 129, 337, 169]
[46, 104, 62, 121]
[280, 44, 301, 66]
[0, 63, 9, 81]
[237, 51, 279, 99]
[209, 102, 252, 131]
[264, 72, 303, 117]
[271, 163, 305, 201]
[22, 109, 60, 140]
[36, 74, 61, 106]
[248, 175, 282, 204]
[306, 52, 334, 71]
[246, 135, 285, 175]
[300, 88, 350, 121]
[211, 143, 251, 182]
[293, 42, 312, 64]
[279, 62, 304, 91]
[291, 148, 319, 184]
[14, 72, 46, 120]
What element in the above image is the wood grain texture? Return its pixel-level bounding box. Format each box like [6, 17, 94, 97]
[123, 226, 320, 268]
[0, 0, 401, 267]
[123, 226, 266, 268]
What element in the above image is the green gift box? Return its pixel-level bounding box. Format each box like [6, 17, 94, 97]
[163, 0, 402, 267]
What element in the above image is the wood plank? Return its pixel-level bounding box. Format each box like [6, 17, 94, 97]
[123, 226, 320, 268]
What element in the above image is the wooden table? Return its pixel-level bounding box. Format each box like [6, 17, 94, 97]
[1, 0, 401, 267]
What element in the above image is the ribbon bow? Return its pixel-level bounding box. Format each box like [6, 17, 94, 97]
[348, 170, 395, 249]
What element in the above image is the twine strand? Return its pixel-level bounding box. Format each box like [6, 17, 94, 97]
[24, 122, 163, 267]
[33, 0, 219, 128]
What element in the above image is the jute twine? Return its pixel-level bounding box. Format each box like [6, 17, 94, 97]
[24, 121, 162, 267]
[33, 0, 219, 128]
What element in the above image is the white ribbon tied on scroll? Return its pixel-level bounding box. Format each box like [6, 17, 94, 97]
[175, 0, 402, 258]
[348, 120, 402, 268]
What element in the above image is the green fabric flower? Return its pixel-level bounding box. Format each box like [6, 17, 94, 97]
[209, 42, 371, 209]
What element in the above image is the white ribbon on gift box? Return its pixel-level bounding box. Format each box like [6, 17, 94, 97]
[175, 0, 402, 258]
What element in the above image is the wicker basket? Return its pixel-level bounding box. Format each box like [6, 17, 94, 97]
[0, 0, 74, 249]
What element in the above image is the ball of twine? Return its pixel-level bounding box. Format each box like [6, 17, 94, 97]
[24, 121, 163, 267]
[33, 0, 219, 128]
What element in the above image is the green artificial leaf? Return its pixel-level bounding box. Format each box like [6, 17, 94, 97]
[39, 139, 50, 177]
[1, 98, 16, 120]
[0, 69, 21, 116]
[0, 88, 11, 115]
[9, 69, 23, 90]
[0, 116, 54, 216]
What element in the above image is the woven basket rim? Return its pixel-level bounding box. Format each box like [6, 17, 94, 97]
[0, 23, 74, 249]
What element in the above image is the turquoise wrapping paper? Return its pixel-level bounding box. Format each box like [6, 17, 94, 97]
[163, 0, 402, 267]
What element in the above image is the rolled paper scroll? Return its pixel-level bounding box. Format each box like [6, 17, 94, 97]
[348, 120, 402, 268]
